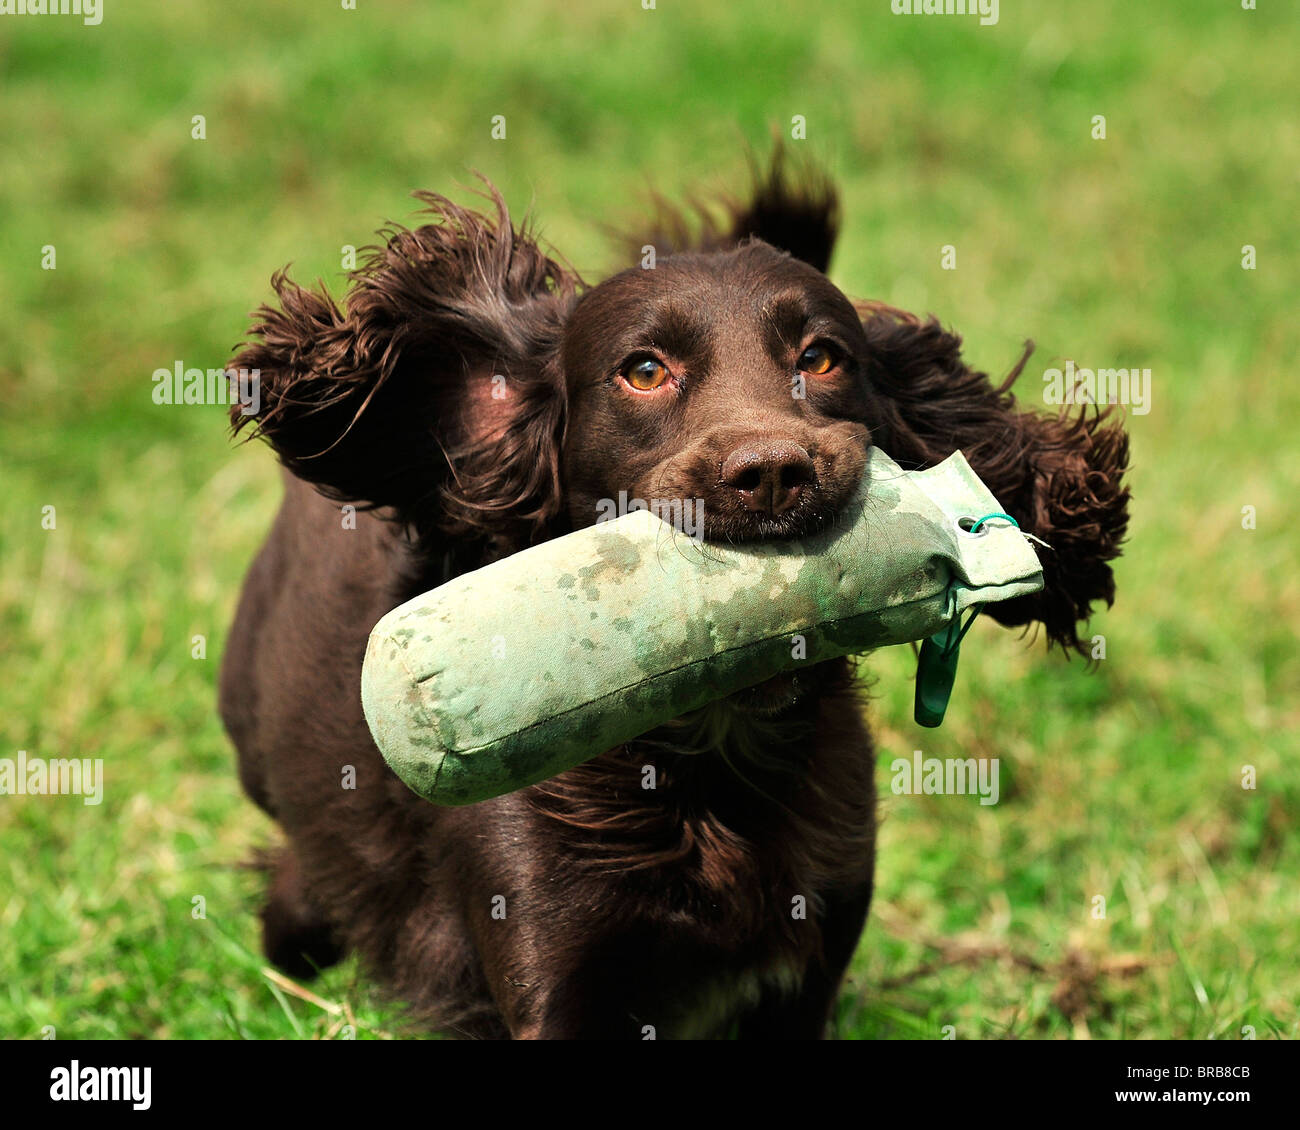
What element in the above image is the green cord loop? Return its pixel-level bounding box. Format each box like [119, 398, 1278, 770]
[969, 512, 1020, 532]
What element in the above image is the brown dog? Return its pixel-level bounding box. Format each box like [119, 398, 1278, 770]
[219, 158, 1128, 1039]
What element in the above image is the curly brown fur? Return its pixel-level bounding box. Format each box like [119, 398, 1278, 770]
[229, 186, 578, 559]
[618, 141, 840, 273]
[857, 301, 1130, 653]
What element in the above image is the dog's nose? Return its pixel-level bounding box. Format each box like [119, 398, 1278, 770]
[720, 442, 815, 516]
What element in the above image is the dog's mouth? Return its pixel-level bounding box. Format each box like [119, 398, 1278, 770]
[702, 506, 834, 545]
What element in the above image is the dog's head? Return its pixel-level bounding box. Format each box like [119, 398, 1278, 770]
[561, 243, 875, 543]
[230, 169, 1128, 654]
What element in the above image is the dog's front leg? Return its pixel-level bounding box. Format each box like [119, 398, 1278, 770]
[736, 880, 874, 1040]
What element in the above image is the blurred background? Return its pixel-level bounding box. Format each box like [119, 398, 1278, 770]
[1, 0, 1296, 1038]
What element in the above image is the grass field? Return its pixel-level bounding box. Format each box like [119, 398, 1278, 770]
[2, 0, 1297, 1039]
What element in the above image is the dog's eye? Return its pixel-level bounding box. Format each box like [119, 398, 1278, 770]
[797, 344, 839, 376]
[621, 357, 671, 392]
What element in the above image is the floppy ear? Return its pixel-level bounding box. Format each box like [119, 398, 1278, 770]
[229, 189, 578, 558]
[859, 302, 1130, 655]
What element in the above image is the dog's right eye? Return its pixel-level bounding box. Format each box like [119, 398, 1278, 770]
[619, 357, 672, 392]
[797, 343, 839, 376]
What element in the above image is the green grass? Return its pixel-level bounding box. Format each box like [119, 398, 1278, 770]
[2, 0, 1297, 1039]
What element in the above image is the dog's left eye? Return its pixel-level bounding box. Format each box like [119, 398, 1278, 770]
[620, 357, 672, 391]
[797, 344, 839, 376]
